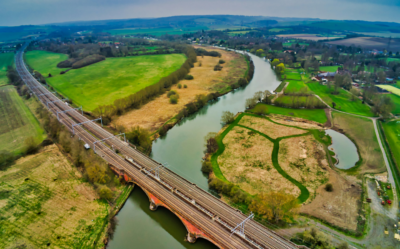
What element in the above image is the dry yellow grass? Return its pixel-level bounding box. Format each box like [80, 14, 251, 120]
[238, 115, 307, 139]
[270, 115, 323, 129]
[218, 126, 300, 196]
[113, 47, 247, 132]
[0, 145, 108, 248]
[278, 135, 329, 196]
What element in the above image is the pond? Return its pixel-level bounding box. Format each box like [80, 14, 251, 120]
[325, 129, 359, 169]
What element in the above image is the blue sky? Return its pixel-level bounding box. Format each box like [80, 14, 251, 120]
[1, 0, 400, 26]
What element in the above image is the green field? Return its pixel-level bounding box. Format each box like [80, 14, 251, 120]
[250, 103, 328, 123]
[376, 85, 400, 96]
[285, 80, 307, 92]
[0, 53, 14, 86]
[0, 86, 46, 154]
[387, 58, 400, 62]
[285, 71, 302, 80]
[25, 51, 69, 77]
[319, 66, 340, 72]
[385, 94, 400, 115]
[26, 51, 186, 111]
[308, 82, 375, 117]
[105, 26, 208, 36]
[381, 120, 400, 174]
[269, 28, 291, 32]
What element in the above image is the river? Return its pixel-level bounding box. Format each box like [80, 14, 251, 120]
[107, 52, 281, 249]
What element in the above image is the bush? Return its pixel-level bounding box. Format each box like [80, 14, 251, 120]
[71, 54, 105, 69]
[245, 97, 258, 109]
[195, 48, 221, 57]
[253, 104, 268, 115]
[184, 84, 187, 88]
[214, 64, 223, 71]
[0, 150, 15, 170]
[201, 160, 213, 173]
[219, 59, 225, 64]
[325, 183, 333, 192]
[24, 136, 39, 154]
[184, 74, 194, 80]
[167, 90, 177, 97]
[237, 78, 248, 87]
[57, 58, 80, 68]
[221, 111, 235, 124]
[170, 95, 179, 104]
[98, 185, 113, 200]
[126, 126, 152, 153]
[178, 84, 182, 89]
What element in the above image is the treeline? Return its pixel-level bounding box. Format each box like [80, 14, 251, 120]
[93, 45, 197, 122]
[274, 95, 326, 109]
[195, 48, 221, 57]
[71, 54, 105, 69]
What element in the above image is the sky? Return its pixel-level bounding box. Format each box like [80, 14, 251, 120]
[1, 0, 400, 26]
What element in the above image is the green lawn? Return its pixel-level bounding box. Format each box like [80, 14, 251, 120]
[26, 51, 186, 111]
[381, 120, 400, 175]
[0, 53, 14, 86]
[308, 82, 375, 117]
[0, 85, 46, 154]
[386, 94, 400, 115]
[250, 103, 328, 124]
[319, 66, 339, 72]
[25, 51, 69, 77]
[285, 71, 302, 80]
[285, 80, 307, 92]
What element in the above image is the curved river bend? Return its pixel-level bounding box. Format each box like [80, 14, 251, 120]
[108, 53, 281, 249]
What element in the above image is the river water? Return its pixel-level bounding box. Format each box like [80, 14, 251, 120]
[107, 53, 281, 249]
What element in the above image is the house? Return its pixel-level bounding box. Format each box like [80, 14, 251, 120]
[316, 72, 336, 82]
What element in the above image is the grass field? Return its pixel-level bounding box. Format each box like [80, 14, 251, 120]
[385, 94, 400, 115]
[285, 80, 307, 92]
[376, 85, 400, 96]
[25, 51, 69, 77]
[285, 71, 302, 80]
[0, 144, 109, 248]
[105, 26, 208, 36]
[387, 58, 400, 62]
[308, 82, 375, 117]
[269, 28, 291, 32]
[332, 112, 385, 174]
[26, 51, 186, 111]
[250, 104, 328, 124]
[319, 66, 340, 72]
[0, 53, 14, 86]
[381, 120, 400, 176]
[0, 85, 46, 154]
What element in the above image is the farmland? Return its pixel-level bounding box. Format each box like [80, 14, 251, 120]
[327, 37, 400, 53]
[277, 34, 342, 41]
[0, 144, 109, 248]
[250, 104, 328, 124]
[307, 82, 375, 117]
[376, 85, 400, 96]
[104, 26, 208, 36]
[0, 85, 46, 154]
[25, 51, 69, 77]
[319, 66, 340, 72]
[25, 51, 186, 111]
[0, 53, 14, 86]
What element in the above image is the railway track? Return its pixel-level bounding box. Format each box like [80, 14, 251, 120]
[15, 44, 300, 249]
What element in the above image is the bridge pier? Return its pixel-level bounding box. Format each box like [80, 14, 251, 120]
[149, 201, 158, 211]
[186, 232, 197, 243]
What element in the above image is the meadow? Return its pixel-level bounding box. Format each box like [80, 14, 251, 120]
[319, 66, 340, 72]
[285, 79, 307, 92]
[25, 51, 69, 77]
[0, 86, 46, 154]
[285, 71, 302, 80]
[386, 94, 400, 115]
[0, 53, 14, 86]
[25, 51, 186, 111]
[250, 103, 328, 124]
[307, 82, 375, 117]
[381, 120, 400, 176]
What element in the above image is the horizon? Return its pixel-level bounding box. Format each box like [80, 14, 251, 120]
[1, 0, 400, 26]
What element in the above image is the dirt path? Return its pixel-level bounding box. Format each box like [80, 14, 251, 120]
[271, 82, 288, 102]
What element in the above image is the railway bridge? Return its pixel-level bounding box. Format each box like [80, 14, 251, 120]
[15, 44, 301, 249]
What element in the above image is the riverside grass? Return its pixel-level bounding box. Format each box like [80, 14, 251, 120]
[250, 104, 328, 124]
[210, 112, 335, 203]
[0, 85, 46, 154]
[0, 53, 14, 86]
[307, 82, 375, 117]
[25, 51, 186, 111]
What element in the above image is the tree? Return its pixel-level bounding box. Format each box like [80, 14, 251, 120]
[256, 49, 264, 56]
[126, 126, 152, 153]
[350, 88, 358, 101]
[325, 183, 333, 192]
[245, 97, 258, 109]
[204, 132, 218, 153]
[98, 185, 113, 200]
[371, 95, 394, 119]
[337, 242, 349, 249]
[249, 191, 300, 223]
[221, 111, 235, 124]
[332, 102, 336, 109]
[24, 136, 39, 154]
[253, 104, 268, 115]
[275, 63, 285, 75]
[271, 59, 280, 67]
[377, 71, 386, 83]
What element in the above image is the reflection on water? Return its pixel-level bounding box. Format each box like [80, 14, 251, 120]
[108, 52, 281, 248]
[325, 129, 359, 169]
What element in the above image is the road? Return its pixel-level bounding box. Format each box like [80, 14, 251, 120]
[15, 45, 300, 249]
